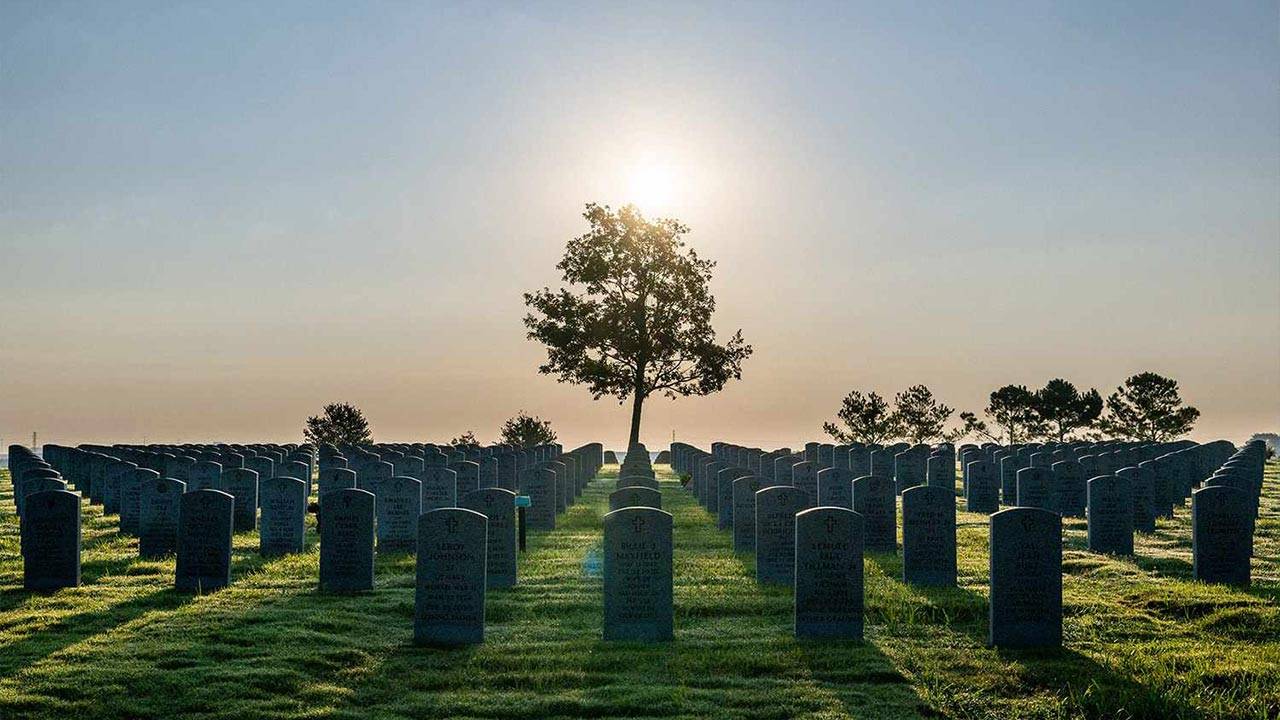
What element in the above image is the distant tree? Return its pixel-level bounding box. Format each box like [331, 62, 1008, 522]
[449, 430, 480, 447]
[1032, 379, 1103, 442]
[524, 203, 752, 447]
[499, 411, 557, 449]
[823, 390, 900, 445]
[894, 385, 954, 444]
[1098, 372, 1199, 442]
[304, 402, 372, 446]
[982, 384, 1043, 444]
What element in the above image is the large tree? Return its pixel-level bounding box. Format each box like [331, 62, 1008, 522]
[1099, 372, 1199, 441]
[303, 402, 373, 446]
[894, 384, 954, 444]
[524, 204, 752, 447]
[498, 411, 557, 449]
[1032, 379, 1102, 442]
[823, 390, 900, 445]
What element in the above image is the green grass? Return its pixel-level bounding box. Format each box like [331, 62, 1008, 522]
[1, 461, 1277, 720]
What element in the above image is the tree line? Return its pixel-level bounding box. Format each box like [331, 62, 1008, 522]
[303, 403, 558, 449]
[825, 372, 1201, 446]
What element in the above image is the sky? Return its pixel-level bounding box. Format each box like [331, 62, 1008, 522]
[2, 1, 1278, 451]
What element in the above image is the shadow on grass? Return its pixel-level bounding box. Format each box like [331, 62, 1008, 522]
[1003, 645, 1210, 720]
[0, 587, 194, 678]
[1131, 553, 1194, 579]
[793, 636, 939, 718]
[868, 553, 989, 642]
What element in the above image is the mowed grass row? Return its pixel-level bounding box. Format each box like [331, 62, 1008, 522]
[0, 462, 1275, 719]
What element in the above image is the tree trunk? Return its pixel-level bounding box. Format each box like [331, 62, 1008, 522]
[628, 392, 645, 449]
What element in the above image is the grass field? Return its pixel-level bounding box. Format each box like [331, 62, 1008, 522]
[1, 462, 1277, 720]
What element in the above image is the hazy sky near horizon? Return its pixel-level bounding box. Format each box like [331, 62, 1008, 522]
[2, 2, 1278, 450]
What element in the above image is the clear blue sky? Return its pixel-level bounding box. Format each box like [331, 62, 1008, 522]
[2, 2, 1277, 447]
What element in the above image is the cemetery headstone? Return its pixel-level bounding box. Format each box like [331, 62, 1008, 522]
[794, 507, 863, 640]
[817, 467, 854, 509]
[460, 488, 517, 588]
[988, 507, 1062, 648]
[852, 475, 896, 553]
[376, 476, 423, 553]
[1086, 475, 1134, 555]
[603, 507, 674, 642]
[521, 468, 557, 531]
[901, 485, 957, 587]
[754, 486, 808, 585]
[731, 475, 763, 553]
[414, 508, 488, 646]
[965, 460, 999, 514]
[1191, 485, 1251, 587]
[22, 490, 81, 591]
[319, 488, 376, 592]
[175, 489, 235, 592]
[140, 477, 185, 558]
[222, 467, 259, 532]
[609, 486, 662, 511]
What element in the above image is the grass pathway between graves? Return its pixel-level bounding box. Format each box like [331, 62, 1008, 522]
[0, 463, 1277, 719]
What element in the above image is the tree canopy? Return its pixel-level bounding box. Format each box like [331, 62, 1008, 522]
[524, 203, 752, 446]
[303, 402, 373, 446]
[980, 384, 1043, 443]
[1099, 372, 1199, 441]
[894, 385, 954, 444]
[823, 390, 898, 444]
[823, 385, 957, 445]
[1032, 378, 1102, 442]
[498, 411, 557, 449]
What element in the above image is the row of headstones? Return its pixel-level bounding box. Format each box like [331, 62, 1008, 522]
[668, 437, 1266, 647]
[692, 438, 1234, 511]
[694, 438, 1259, 574]
[959, 438, 1238, 517]
[316, 442, 594, 535]
[27, 442, 318, 510]
[20, 441, 587, 553]
[14, 441, 603, 607]
[598, 443, 674, 640]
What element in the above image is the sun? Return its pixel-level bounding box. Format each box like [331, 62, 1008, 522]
[626, 162, 678, 214]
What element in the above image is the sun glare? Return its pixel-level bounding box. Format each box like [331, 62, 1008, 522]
[626, 163, 678, 215]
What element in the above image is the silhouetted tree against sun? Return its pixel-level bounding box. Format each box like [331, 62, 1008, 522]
[524, 204, 752, 447]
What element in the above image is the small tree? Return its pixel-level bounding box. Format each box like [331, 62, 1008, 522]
[894, 385, 954, 444]
[304, 402, 373, 446]
[524, 204, 752, 447]
[823, 390, 900, 445]
[499, 411, 557, 449]
[1032, 379, 1102, 442]
[1099, 372, 1199, 441]
[450, 430, 480, 447]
